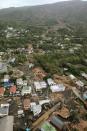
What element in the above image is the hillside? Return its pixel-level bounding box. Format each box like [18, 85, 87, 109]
[0, 0, 87, 26]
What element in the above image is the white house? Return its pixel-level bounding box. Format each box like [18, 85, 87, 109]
[16, 78, 23, 86]
[34, 81, 47, 91]
[31, 104, 42, 116]
[47, 78, 56, 86]
[21, 86, 32, 96]
[76, 80, 84, 87]
[69, 74, 76, 80]
[0, 103, 9, 117]
[39, 99, 50, 106]
[4, 75, 10, 82]
[81, 72, 87, 79]
[50, 84, 65, 93]
[23, 80, 28, 86]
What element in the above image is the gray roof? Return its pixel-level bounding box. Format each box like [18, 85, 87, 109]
[0, 107, 9, 116]
[0, 116, 14, 131]
[50, 116, 64, 130]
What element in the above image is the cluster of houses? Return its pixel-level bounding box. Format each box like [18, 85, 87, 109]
[69, 73, 87, 100]
[5, 26, 30, 39]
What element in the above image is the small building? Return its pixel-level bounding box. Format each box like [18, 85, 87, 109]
[83, 91, 87, 100]
[23, 80, 28, 86]
[0, 87, 5, 96]
[4, 75, 10, 82]
[17, 109, 24, 118]
[0, 62, 8, 73]
[39, 99, 50, 106]
[50, 115, 65, 130]
[50, 84, 65, 93]
[40, 121, 57, 131]
[81, 72, 87, 79]
[21, 86, 31, 96]
[0, 104, 9, 117]
[47, 78, 56, 86]
[16, 78, 23, 86]
[31, 104, 42, 116]
[0, 116, 14, 131]
[28, 63, 34, 69]
[10, 85, 16, 94]
[69, 74, 76, 80]
[76, 80, 84, 87]
[3, 81, 14, 88]
[23, 98, 30, 110]
[26, 44, 33, 54]
[40, 81, 47, 89]
[34, 81, 47, 91]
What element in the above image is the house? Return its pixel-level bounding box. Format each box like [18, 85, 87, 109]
[40, 121, 57, 131]
[83, 91, 87, 100]
[16, 78, 23, 86]
[69, 74, 76, 80]
[4, 75, 10, 82]
[31, 104, 42, 116]
[21, 86, 31, 96]
[23, 80, 28, 86]
[0, 87, 5, 96]
[0, 116, 14, 131]
[47, 78, 56, 86]
[0, 103, 9, 117]
[50, 84, 65, 93]
[9, 58, 15, 63]
[0, 62, 7, 73]
[50, 115, 65, 130]
[26, 44, 33, 54]
[10, 85, 16, 94]
[3, 81, 14, 88]
[34, 82, 41, 91]
[81, 72, 87, 79]
[40, 81, 47, 89]
[28, 63, 34, 69]
[23, 98, 30, 110]
[39, 99, 50, 106]
[76, 80, 84, 87]
[34, 81, 47, 91]
[17, 109, 24, 118]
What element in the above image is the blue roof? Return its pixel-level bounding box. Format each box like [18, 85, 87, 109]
[25, 128, 30, 131]
[3, 81, 13, 88]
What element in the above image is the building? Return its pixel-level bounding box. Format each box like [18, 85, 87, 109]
[40, 121, 57, 131]
[0, 62, 7, 73]
[47, 78, 56, 86]
[0, 116, 14, 131]
[76, 80, 84, 87]
[16, 78, 23, 86]
[28, 63, 34, 69]
[3, 81, 14, 88]
[23, 80, 28, 86]
[83, 91, 87, 100]
[69, 74, 76, 80]
[34, 81, 47, 91]
[10, 85, 16, 94]
[0, 104, 9, 117]
[0, 87, 5, 96]
[31, 104, 42, 116]
[23, 98, 30, 110]
[81, 72, 87, 79]
[50, 115, 65, 130]
[50, 84, 65, 93]
[26, 44, 33, 54]
[4, 75, 10, 82]
[21, 86, 31, 96]
[39, 99, 50, 106]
